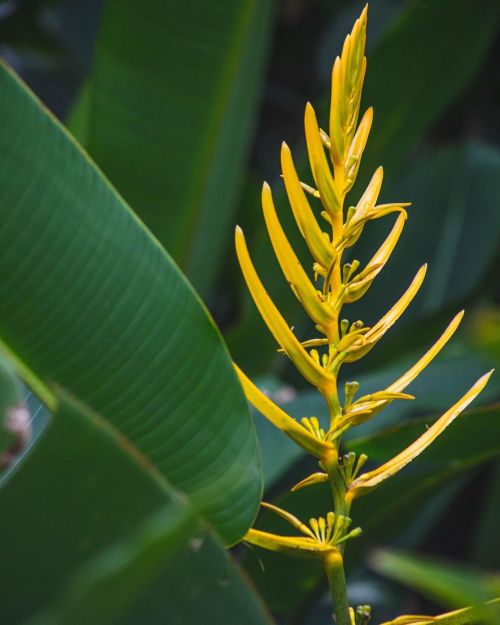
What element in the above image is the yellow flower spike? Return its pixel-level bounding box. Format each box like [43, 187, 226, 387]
[344, 106, 373, 193]
[235, 226, 336, 390]
[261, 182, 337, 339]
[234, 365, 334, 459]
[233, 8, 493, 623]
[345, 211, 407, 303]
[304, 102, 341, 218]
[260, 501, 317, 539]
[348, 370, 494, 500]
[344, 265, 427, 363]
[329, 5, 368, 175]
[291, 471, 328, 492]
[281, 142, 333, 269]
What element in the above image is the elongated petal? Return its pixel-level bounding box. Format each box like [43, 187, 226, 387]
[329, 55, 345, 168]
[379, 599, 500, 625]
[344, 312, 465, 420]
[234, 365, 334, 459]
[261, 182, 335, 335]
[261, 502, 316, 539]
[281, 143, 333, 269]
[291, 471, 328, 492]
[329, 6, 368, 168]
[353, 391, 414, 406]
[235, 227, 335, 389]
[344, 265, 427, 362]
[344, 106, 373, 189]
[340, 392, 414, 427]
[349, 166, 384, 225]
[345, 212, 407, 303]
[244, 528, 332, 559]
[387, 311, 465, 393]
[343, 204, 408, 250]
[348, 370, 494, 499]
[305, 103, 340, 215]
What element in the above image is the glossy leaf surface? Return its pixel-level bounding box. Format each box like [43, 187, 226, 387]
[78, 0, 275, 296]
[0, 63, 261, 545]
[0, 389, 271, 624]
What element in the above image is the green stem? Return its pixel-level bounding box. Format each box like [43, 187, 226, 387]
[324, 551, 351, 625]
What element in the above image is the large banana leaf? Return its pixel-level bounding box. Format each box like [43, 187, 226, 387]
[0, 62, 261, 545]
[31, 504, 275, 625]
[73, 0, 275, 297]
[0, 383, 272, 624]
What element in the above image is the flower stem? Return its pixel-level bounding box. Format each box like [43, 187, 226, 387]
[324, 551, 350, 625]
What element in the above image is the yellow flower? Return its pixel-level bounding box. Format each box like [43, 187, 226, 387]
[233, 7, 492, 615]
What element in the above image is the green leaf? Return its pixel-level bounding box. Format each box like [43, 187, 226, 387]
[361, 143, 500, 320]
[472, 460, 500, 569]
[75, 0, 275, 297]
[0, 62, 261, 545]
[359, 0, 500, 181]
[371, 551, 500, 625]
[0, 388, 272, 624]
[229, 0, 500, 373]
[30, 505, 274, 625]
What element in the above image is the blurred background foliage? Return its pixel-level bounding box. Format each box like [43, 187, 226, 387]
[1, 0, 499, 623]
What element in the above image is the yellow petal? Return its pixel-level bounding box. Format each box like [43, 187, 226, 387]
[261, 501, 316, 539]
[348, 370, 494, 499]
[244, 528, 331, 559]
[329, 5, 368, 169]
[345, 211, 407, 303]
[378, 615, 436, 624]
[344, 265, 427, 362]
[378, 599, 500, 624]
[329, 55, 345, 169]
[340, 392, 414, 427]
[344, 106, 373, 191]
[386, 311, 465, 393]
[234, 365, 334, 459]
[235, 227, 335, 390]
[281, 142, 333, 269]
[349, 166, 384, 225]
[291, 471, 328, 492]
[261, 182, 336, 337]
[305, 102, 341, 216]
[342, 312, 465, 421]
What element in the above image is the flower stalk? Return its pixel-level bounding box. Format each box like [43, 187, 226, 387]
[233, 5, 494, 623]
